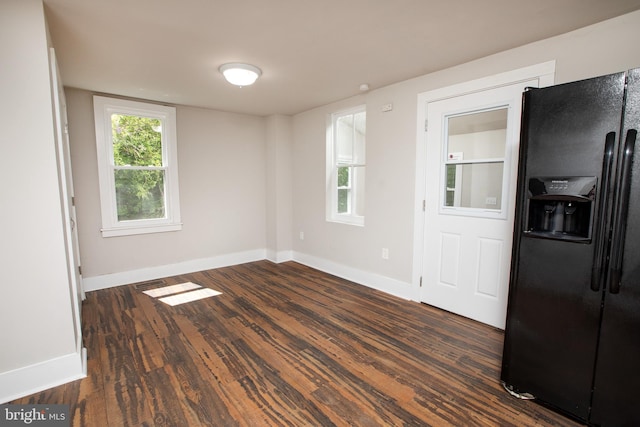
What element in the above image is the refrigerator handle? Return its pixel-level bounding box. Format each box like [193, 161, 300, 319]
[609, 129, 638, 294]
[591, 132, 617, 292]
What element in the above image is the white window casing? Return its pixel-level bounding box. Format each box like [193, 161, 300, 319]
[326, 105, 366, 226]
[93, 96, 182, 237]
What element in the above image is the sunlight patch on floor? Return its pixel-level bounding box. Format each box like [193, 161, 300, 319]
[143, 282, 222, 306]
[143, 282, 202, 298]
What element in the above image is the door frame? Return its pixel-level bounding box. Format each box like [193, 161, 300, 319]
[411, 62, 556, 304]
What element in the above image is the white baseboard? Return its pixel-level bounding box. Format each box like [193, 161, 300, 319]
[0, 348, 87, 404]
[82, 249, 418, 303]
[83, 249, 267, 291]
[292, 251, 419, 301]
[266, 249, 293, 264]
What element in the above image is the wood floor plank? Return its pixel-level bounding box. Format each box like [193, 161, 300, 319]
[9, 261, 582, 426]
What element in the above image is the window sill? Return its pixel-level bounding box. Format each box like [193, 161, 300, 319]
[327, 215, 364, 227]
[101, 222, 183, 238]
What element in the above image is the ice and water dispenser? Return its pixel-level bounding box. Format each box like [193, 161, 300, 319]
[524, 176, 597, 242]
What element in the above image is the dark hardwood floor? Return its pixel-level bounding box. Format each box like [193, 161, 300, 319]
[12, 261, 581, 426]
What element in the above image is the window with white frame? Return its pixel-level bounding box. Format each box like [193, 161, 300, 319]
[93, 96, 182, 237]
[326, 106, 366, 225]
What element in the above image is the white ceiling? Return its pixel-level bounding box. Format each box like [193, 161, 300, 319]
[43, 0, 640, 116]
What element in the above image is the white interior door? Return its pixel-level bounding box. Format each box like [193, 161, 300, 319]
[50, 48, 85, 344]
[420, 80, 537, 329]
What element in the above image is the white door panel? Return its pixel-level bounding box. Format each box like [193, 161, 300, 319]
[50, 48, 84, 349]
[421, 80, 538, 329]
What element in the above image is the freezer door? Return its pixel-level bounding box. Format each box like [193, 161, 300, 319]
[590, 68, 640, 426]
[501, 72, 626, 422]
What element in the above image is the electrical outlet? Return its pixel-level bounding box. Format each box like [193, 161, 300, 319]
[299, 231, 305, 240]
[382, 248, 389, 259]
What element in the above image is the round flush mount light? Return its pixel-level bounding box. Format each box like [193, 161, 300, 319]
[219, 63, 262, 87]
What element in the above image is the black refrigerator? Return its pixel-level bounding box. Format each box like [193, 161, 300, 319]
[501, 68, 640, 426]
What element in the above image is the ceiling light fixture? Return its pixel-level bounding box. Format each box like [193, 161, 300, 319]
[219, 63, 262, 87]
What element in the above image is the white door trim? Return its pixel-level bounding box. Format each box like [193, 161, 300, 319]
[412, 61, 556, 299]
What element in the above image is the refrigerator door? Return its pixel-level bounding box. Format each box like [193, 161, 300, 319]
[501, 72, 626, 421]
[590, 68, 640, 426]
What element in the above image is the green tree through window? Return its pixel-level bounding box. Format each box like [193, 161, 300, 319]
[337, 166, 349, 213]
[111, 114, 166, 221]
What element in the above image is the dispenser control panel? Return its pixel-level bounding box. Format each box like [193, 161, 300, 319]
[525, 176, 597, 242]
[528, 176, 596, 199]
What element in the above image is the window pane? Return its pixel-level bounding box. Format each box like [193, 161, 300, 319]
[337, 189, 349, 213]
[336, 115, 354, 163]
[337, 166, 350, 187]
[111, 114, 163, 167]
[115, 169, 166, 220]
[327, 106, 365, 225]
[443, 162, 503, 209]
[353, 111, 366, 164]
[447, 108, 507, 161]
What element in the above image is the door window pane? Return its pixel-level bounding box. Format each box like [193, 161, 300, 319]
[447, 108, 507, 161]
[444, 107, 508, 212]
[445, 164, 460, 207]
[444, 163, 503, 209]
